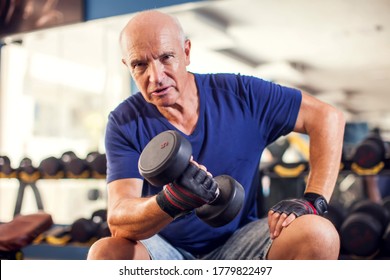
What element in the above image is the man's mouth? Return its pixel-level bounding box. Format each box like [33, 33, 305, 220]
[151, 86, 170, 96]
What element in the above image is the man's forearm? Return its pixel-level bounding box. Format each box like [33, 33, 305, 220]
[108, 196, 172, 241]
[305, 105, 345, 201]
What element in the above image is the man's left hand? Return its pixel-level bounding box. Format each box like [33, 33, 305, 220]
[268, 193, 328, 239]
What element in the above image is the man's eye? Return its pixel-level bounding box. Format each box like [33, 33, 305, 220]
[162, 55, 173, 61]
[132, 62, 147, 70]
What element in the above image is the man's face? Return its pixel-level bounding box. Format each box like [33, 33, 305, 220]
[122, 25, 191, 108]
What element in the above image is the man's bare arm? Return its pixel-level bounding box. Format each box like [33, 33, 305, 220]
[107, 178, 172, 241]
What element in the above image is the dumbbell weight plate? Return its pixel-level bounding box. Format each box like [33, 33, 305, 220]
[323, 204, 346, 232]
[39, 156, 64, 178]
[61, 151, 90, 178]
[383, 224, 390, 255]
[96, 221, 111, 239]
[87, 153, 107, 178]
[196, 175, 245, 227]
[340, 212, 382, 257]
[91, 209, 107, 223]
[383, 196, 390, 215]
[70, 218, 100, 243]
[340, 199, 389, 257]
[138, 130, 192, 186]
[353, 136, 385, 169]
[18, 157, 40, 182]
[350, 200, 389, 229]
[0, 156, 14, 178]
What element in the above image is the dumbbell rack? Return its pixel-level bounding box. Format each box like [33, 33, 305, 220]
[260, 158, 390, 179]
[0, 153, 108, 260]
[5, 164, 107, 219]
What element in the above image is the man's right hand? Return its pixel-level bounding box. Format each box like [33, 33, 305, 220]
[156, 163, 218, 219]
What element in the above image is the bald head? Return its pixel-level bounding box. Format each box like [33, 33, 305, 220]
[118, 9, 193, 108]
[120, 10, 186, 56]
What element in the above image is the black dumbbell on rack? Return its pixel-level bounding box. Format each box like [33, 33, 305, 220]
[86, 152, 107, 179]
[39, 156, 65, 179]
[17, 157, 41, 183]
[70, 209, 110, 243]
[340, 199, 389, 258]
[351, 131, 388, 175]
[61, 151, 90, 179]
[0, 155, 16, 178]
[323, 202, 347, 233]
[381, 196, 390, 257]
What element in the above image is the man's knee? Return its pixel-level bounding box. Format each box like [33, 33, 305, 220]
[268, 215, 340, 260]
[87, 237, 150, 260]
[299, 215, 340, 257]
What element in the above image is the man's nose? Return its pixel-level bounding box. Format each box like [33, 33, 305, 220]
[148, 61, 164, 84]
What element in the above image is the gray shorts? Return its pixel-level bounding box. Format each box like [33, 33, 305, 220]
[140, 217, 272, 260]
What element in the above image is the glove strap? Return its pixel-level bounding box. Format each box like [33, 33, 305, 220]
[303, 192, 328, 216]
[156, 190, 182, 219]
[156, 184, 194, 219]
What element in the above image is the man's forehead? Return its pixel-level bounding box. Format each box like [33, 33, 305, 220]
[124, 30, 180, 57]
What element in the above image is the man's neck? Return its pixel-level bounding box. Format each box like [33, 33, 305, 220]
[158, 73, 199, 135]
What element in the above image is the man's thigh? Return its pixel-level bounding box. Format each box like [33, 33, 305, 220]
[140, 234, 195, 260]
[202, 218, 272, 260]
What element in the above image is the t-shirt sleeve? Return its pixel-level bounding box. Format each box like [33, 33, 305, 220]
[240, 75, 302, 145]
[104, 112, 143, 183]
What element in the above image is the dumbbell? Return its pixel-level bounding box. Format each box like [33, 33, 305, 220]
[61, 151, 90, 178]
[138, 130, 245, 227]
[39, 156, 65, 179]
[340, 199, 389, 257]
[383, 224, 390, 257]
[383, 196, 390, 214]
[17, 157, 41, 183]
[0, 155, 16, 178]
[86, 152, 107, 179]
[351, 132, 387, 174]
[381, 196, 390, 256]
[70, 209, 110, 243]
[43, 225, 72, 245]
[323, 203, 346, 232]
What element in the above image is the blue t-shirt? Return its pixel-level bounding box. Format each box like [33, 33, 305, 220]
[105, 73, 302, 255]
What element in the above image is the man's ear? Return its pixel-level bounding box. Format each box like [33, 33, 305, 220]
[121, 58, 127, 66]
[184, 39, 191, 66]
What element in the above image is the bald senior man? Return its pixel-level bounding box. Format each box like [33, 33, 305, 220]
[87, 10, 345, 260]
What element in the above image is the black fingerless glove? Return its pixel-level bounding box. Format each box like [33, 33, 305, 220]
[156, 163, 218, 219]
[270, 192, 328, 217]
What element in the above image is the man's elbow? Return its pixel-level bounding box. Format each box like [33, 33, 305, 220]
[305, 103, 346, 140]
[326, 105, 346, 134]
